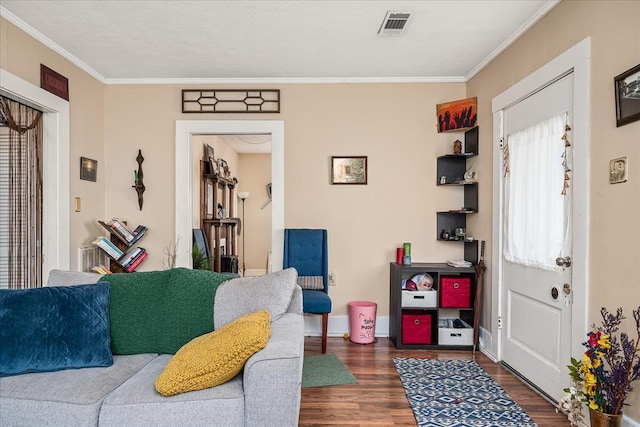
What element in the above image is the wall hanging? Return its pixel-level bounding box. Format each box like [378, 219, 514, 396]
[436, 97, 477, 132]
[80, 157, 97, 182]
[614, 63, 640, 127]
[182, 89, 280, 113]
[132, 150, 145, 210]
[331, 156, 367, 185]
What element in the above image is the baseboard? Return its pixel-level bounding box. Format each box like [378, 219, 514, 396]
[304, 314, 389, 338]
[624, 415, 640, 427]
[478, 326, 499, 362]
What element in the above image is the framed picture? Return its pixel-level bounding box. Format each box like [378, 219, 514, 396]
[436, 97, 477, 132]
[614, 63, 640, 127]
[206, 182, 214, 218]
[204, 144, 216, 174]
[609, 157, 628, 184]
[80, 157, 97, 182]
[331, 156, 367, 185]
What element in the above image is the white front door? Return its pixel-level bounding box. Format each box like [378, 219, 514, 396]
[500, 73, 573, 402]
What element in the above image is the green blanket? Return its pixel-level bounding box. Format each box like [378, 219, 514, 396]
[103, 268, 233, 355]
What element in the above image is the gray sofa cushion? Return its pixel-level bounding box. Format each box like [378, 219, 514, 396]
[214, 268, 297, 328]
[46, 269, 103, 286]
[0, 354, 157, 427]
[99, 355, 244, 427]
[243, 313, 304, 427]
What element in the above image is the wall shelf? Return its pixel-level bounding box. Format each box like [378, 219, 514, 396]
[436, 127, 479, 264]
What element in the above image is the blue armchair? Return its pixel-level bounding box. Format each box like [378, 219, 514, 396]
[283, 228, 331, 353]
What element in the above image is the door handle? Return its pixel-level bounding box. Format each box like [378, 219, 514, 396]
[556, 256, 572, 267]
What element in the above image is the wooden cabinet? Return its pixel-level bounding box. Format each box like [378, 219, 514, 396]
[436, 126, 479, 264]
[199, 160, 239, 273]
[389, 262, 477, 350]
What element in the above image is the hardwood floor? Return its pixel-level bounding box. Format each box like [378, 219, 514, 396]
[299, 337, 570, 427]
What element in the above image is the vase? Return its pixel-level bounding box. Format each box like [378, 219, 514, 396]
[589, 408, 622, 427]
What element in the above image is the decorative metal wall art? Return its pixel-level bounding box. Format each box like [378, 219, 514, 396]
[182, 89, 280, 113]
[132, 150, 145, 210]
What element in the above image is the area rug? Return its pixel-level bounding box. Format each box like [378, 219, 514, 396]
[393, 358, 538, 427]
[302, 354, 358, 388]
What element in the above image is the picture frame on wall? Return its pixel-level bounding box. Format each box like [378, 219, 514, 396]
[614, 63, 640, 127]
[206, 182, 214, 218]
[331, 156, 367, 185]
[204, 144, 216, 174]
[609, 157, 628, 184]
[436, 97, 478, 133]
[80, 157, 97, 182]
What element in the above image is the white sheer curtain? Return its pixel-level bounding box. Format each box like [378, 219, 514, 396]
[504, 114, 566, 270]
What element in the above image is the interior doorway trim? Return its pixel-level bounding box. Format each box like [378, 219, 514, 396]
[0, 68, 70, 277]
[175, 120, 284, 272]
[491, 37, 590, 361]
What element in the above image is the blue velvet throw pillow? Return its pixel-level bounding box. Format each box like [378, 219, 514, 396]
[0, 282, 113, 377]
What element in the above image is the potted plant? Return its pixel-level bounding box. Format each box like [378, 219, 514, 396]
[559, 306, 640, 426]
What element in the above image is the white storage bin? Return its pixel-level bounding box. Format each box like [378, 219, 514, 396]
[438, 318, 473, 346]
[401, 290, 437, 308]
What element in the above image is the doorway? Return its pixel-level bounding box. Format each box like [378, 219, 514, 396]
[491, 38, 590, 400]
[175, 120, 284, 272]
[0, 69, 70, 279]
[191, 134, 272, 275]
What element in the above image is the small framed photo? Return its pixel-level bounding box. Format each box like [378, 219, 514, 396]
[609, 157, 628, 184]
[204, 144, 216, 174]
[206, 182, 214, 218]
[331, 156, 367, 185]
[614, 63, 640, 127]
[80, 157, 97, 182]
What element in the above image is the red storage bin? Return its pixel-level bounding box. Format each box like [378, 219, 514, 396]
[402, 310, 432, 345]
[440, 277, 471, 308]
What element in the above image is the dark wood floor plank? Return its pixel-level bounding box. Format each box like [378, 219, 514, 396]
[299, 337, 570, 427]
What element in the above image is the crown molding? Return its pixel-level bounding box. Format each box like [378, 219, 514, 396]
[0, 6, 106, 83]
[104, 76, 466, 85]
[465, 0, 561, 81]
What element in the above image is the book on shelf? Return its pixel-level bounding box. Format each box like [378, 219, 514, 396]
[91, 265, 112, 275]
[121, 247, 146, 269]
[119, 247, 143, 267]
[126, 250, 148, 272]
[110, 219, 135, 243]
[92, 236, 124, 259]
[128, 225, 148, 246]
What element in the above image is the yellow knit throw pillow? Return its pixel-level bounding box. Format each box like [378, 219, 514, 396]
[155, 310, 271, 396]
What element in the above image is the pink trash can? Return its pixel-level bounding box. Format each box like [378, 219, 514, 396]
[348, 301, 377, 344]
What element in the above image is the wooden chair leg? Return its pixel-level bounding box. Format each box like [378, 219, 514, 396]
[321, 313, 328, 353]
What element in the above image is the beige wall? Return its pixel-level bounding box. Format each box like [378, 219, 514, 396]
[0, 18, 106, 269]
[467, 0, 640, 419]
[103, 82, 467, 314]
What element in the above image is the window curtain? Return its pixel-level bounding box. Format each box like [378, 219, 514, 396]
[0, 96, 43, 288]
[503, 114, 566, 270]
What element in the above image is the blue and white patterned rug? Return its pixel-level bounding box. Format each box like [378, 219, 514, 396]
[393, 358, 538, 427]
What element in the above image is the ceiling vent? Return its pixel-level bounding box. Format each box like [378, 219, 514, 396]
[378, 12, 411, 36]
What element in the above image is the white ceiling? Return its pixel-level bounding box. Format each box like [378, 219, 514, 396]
[217, 134, 271, 154]
[1, 0, 558, 83]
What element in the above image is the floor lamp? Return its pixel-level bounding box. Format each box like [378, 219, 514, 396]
[237, 192, 249, 276]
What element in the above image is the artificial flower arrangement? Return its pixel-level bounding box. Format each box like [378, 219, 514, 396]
[559, 306, 640, 426]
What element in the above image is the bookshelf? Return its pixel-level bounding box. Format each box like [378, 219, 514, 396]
[199, 160, 239, 273]
[95, 220, 148, 273]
